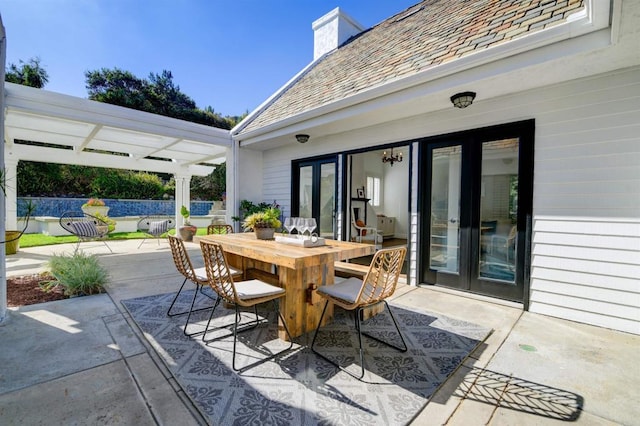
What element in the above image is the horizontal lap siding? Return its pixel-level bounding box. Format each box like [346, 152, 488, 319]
[531, 217, 640, 334]
[530, 67, 640, 335]
[262, 156, 291, 215]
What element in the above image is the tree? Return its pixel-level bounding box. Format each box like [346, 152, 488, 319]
[85, 68, 149, 110]
[85, 67, 235, 129]
[5, 57, 49, 88]
[191, 162, 226, 200]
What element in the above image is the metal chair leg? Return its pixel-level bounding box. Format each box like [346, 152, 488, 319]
[183, 284, 207, 336]
[167, 277, 189, 316]
[202, 302, 263, 343]
[312, 300, 407, 380]
[167, 278, 216, 317]
[231, 300, 293, 372]
[360, 301, 408, 352]
[102, 240, 113, 253]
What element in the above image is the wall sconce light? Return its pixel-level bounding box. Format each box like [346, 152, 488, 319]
[450, 91, 476, 108]
[382, 147, 403, 166]
[295, 134, 310, 143]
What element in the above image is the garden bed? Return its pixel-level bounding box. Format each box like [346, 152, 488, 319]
[7, 274, 67, 307]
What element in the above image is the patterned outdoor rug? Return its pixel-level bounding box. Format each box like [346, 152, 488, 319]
[122, 289, 491, 425]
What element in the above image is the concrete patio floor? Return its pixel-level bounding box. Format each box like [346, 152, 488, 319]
[1, 239, 638, 425]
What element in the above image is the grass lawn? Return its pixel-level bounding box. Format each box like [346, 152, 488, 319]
[19, 228, 210, 248]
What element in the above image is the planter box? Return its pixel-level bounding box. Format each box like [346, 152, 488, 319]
[82, 206, 110, 216]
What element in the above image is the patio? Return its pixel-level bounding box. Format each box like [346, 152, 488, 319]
[1, 239, 638, 424]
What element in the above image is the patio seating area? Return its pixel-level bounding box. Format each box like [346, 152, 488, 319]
[1, 239, 638, 425]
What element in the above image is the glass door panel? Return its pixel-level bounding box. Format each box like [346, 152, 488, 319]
[430, 146, 461, 274]
[478, 139, 519, 283]
[319, 163, 336, 238]
[299, 166, 313, 219]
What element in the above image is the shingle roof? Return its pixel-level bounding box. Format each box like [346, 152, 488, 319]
[241, 0, 585, 133]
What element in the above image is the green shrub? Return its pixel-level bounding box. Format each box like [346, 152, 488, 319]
[90, 170, 166, 199]
[47, 252, 108, 296]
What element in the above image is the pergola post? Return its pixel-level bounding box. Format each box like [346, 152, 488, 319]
[4, 158, 18, 230]
[174, 173, 192, 227]
[226, 145, 237, 231]
[1, 16, 8, 325]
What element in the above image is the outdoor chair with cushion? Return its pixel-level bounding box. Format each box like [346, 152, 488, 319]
[59, 211, 113, 253]
[311, 246, 407, 379]
[199, 239, 293, 371]
[167, 235, 243, 337]
[137, 216, 175, 248]
[351, 207, 382, 250]
[207, 224, 234, 235]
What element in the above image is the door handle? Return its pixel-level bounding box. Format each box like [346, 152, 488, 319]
[449, 218, 458, 224]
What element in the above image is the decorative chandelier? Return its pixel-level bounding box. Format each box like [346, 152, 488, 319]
[382, 148, 403, 166]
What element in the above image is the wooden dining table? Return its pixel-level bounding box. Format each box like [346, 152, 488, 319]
[195, 233, 376, 340]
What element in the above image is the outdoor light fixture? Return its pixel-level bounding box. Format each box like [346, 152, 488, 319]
[295, 134, 310, 143]
[450, 91, 476, 108]
[382, 147, 403, 166]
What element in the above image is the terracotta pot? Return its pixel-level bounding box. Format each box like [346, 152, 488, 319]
[254, 227, 275, 240]
[179, 225, 198, 242]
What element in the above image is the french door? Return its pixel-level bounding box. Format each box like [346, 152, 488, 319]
[292, 155, 338, 239]
[420, 121, 534, 303]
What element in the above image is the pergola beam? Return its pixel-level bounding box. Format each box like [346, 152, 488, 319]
[7, 143, 214, 176]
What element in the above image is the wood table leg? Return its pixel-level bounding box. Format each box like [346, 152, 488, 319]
[277, 262, 335, 342]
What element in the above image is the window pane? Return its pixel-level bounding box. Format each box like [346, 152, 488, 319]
[319, 163, 335, 237]
[299, 166, 313, 218]
[479, 138, 518, 283]
[430, 146, 461, 273]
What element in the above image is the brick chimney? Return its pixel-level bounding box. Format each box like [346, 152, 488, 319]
[312, 7, 364, 60]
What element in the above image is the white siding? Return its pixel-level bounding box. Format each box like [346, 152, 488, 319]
[252, 66, 640, 334]
[531, 216, 640, 334]
[528, 67, 640, 335]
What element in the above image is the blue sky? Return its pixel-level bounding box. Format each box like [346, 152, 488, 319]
[2, 1, 418, 117]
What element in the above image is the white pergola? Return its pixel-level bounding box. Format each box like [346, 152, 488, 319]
[3, 82, 233, 228]
[0, 63, 235, 323]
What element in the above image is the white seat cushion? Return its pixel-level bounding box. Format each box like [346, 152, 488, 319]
[194, 266, 241, 281]
[234, 279, 285, 300]
[317, 277, 364, 303]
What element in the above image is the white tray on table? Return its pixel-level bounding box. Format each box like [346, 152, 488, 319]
[275, 235, 326, 247]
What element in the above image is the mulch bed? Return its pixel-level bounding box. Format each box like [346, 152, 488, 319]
[7, 274, 67, 307]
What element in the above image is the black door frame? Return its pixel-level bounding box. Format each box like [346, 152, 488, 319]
[291, 154, 339, 238]
[339, 143, 413, 246]
[417, 120, 534, 306]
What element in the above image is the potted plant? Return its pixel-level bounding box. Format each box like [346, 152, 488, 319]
[242, 207, 282, 240]
[178, 205, 198, 241]
[3, 199, 36, 255]
[93, 212, 116, 234]
[82, 198, 109, 216]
